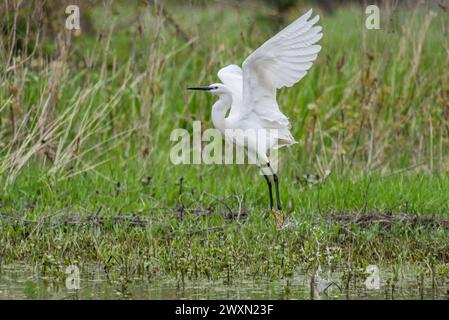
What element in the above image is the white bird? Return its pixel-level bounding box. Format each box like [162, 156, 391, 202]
[188, 9, 323, 211]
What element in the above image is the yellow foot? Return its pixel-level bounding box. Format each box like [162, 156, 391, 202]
[271, 209, 286, 228]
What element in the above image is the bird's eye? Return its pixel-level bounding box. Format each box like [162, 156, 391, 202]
[213, 86, 218, 90]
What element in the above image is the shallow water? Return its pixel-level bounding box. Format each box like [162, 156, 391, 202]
[0, 264, 447, 300]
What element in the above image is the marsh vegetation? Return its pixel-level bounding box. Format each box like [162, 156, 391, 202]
[0, 0, 448, 299]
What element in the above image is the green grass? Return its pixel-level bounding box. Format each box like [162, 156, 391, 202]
[0, 1, 449, 283]
[1, 163, 449, 281]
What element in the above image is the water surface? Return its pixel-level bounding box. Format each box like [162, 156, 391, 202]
[0, 264, 447, 300]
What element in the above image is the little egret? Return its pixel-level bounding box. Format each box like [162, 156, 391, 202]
[188, 9, 323, 211]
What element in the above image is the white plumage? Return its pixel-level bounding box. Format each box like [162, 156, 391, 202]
[188, 9, 323, 211]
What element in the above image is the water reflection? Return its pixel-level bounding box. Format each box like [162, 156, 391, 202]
[0, 264, 447, 300]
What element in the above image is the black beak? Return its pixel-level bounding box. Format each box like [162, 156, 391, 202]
[187, 86, 212, 91]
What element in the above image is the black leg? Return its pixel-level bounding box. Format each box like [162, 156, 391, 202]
[263, 174, 274, 210]
[260, 166, 273, 210]
[273, 174, 282, 210]
[267, 163, 282, 210]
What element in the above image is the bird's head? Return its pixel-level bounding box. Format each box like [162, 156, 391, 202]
[187, 83, 228, 96]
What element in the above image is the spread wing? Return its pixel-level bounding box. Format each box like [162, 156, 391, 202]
[242, 9, 323, 127]
[217, 64, 244, 119]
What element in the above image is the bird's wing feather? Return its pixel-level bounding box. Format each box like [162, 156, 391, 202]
[217, 64, 244, 119]
[242, 9, 322, 126]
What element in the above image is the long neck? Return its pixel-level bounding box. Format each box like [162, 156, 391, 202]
[211, 93, 232, 133]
